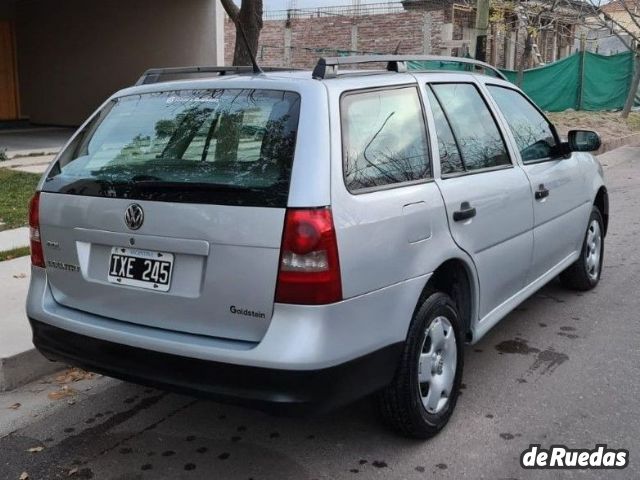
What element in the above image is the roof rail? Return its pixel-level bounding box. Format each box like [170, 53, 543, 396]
[311, 55, 507, 81]
[134, 66, 297, 86]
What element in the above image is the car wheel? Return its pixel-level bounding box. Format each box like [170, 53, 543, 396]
[376, 292, 463, 439]
[560, 206, 604, 291]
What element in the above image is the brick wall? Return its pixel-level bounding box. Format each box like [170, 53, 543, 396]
[225, 10, 444, 69]
[224, 9, 574, 71]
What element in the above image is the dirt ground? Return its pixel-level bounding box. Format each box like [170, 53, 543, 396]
[548, 110, 640, 143]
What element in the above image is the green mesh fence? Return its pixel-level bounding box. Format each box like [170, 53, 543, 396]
[500, 54, 581, 111]
[581, 51, 634, 111]
[409, 51, 635, 112]
[408, 59, 476, 72]
[501, 51, 634, 112]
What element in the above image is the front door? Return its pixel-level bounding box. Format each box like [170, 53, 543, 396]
[485, 84, 590, 283]
[0, 20, 19, 120]
[425, 82, 534, 319]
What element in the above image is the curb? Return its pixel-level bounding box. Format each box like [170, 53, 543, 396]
[0, 154, 56, 170]
[0, 227, 30, 252]
[0, 348, 63, 392]
[0, 256, 62, 392]
[598, 132, 640, 155]
[6, 149, 58, 159]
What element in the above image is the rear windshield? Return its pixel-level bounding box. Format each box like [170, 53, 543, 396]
[43, 89, 301, 207]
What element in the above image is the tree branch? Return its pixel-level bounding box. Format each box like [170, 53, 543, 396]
[219, 0, 240, 23]
[615, 0, 640, 36]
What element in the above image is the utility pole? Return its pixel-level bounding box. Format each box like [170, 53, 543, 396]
[474, 0, 490, 61]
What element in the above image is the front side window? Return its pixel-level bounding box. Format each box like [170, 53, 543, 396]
[430, 83, 510, 172]
[44, 89, 301, 207]
[487, 85, 557, 163]
[341, 86, 430, 192]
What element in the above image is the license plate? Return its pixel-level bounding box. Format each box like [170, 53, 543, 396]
[107, 247, 174, 292]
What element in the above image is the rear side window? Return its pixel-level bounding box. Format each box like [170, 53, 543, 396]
[430, 83, 510, 173]
[426, 89, 464, 175]
[44, 89, 301, 207]
[341, 86, 430, 192]
[487, 85, 558, 163]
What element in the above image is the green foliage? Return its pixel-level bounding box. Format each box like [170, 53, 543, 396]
[154, 119, 176, 138]
[0, 246, 30, 262]
[0, 169, 40, 228]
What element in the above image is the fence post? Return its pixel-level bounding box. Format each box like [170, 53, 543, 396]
[577, 48, 586, 111]
[622, 53, 640, 118]
[284, 26, 292, 67]
[351, 22, 358, 54]
[422, 12, 432, 55]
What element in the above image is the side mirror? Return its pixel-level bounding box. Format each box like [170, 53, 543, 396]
[568, 130, 601, 152]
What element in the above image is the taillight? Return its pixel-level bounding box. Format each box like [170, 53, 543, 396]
[28, 192, 45, 268]
[275, 207, 342, 305]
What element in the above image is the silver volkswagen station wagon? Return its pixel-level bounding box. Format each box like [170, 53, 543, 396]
[27, 56, 608, 438]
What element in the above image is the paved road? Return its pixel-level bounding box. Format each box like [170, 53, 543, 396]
[1, 148, 639, 480]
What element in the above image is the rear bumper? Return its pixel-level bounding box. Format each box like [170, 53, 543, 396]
[30, 318, 402, 415]
[26, 266, 430, 413]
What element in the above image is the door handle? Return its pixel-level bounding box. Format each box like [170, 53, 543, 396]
[453, 202, 476, 222]
[535, 184, 550, 200]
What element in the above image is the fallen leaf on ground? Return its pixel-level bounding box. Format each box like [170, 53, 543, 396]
[55, 368, 95, 384]
[26, 446, 44, 453]
[7, 403, 21, 410]
[68, 468, 78, 476]
[47, 385, 77, 400]
[19, 472, 29, 480]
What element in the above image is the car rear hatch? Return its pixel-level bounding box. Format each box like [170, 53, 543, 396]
[38, 87, 301, 342]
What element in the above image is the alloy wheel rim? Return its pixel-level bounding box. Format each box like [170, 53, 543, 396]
[585, 219, 602, 281]
[418, 316, 457, 414]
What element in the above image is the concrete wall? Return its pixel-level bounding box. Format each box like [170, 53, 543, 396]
[15, 0, 223, 126]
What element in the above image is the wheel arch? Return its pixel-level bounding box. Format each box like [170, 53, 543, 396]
[594, 186, 609, 237]
[414, 258, 478, 343]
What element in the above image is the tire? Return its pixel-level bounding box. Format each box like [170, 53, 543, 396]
[376, 292, 463, 439]
[560, 206, 605, 291]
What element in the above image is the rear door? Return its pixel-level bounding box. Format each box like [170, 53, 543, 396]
[39, 87, 302, 342]
[329, 83, 450, 300]
[425, 81, 534, 319]
[484, 84, 590, 283]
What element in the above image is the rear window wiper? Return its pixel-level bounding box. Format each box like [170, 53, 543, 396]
[131, 174, 163, 183]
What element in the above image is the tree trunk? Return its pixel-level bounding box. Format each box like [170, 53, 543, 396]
[215, 0, 264, 162]
[622, 54, 640, 119]
[517, 33, 533, 87]
[219, 0, 264, 66]
[474, 0, 490, 61]
[215, 113, 243, 162]
[232, 1, 263, 66]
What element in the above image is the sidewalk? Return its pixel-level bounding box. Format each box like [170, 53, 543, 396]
[0, 125, 70, 174]
[0, 126, 72, 153]
[0, 257, 61, 391]
[0, 227, 29, 251]
[1, 155, 56, 174]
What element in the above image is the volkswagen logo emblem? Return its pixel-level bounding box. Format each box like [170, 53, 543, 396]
[124, 204, 144, 230]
